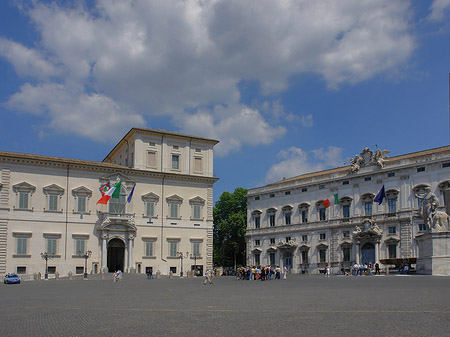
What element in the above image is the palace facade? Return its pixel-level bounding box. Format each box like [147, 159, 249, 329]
[0, 128, 218, 277]
[246, 146, 450, 274]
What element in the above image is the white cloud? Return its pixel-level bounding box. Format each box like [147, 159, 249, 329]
[427, 0, 450, 21]
[300, 114, 314, 128]
[174, 104, 286, 156]
[1, 0, 416, 152]
[265, 146, 344, 184]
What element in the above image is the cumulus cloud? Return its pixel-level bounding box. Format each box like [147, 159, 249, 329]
[0, 0, 417, 153]
[427, 0, 450, 21]
[300, 114, 314, 128]
[264, 146, 344, 184]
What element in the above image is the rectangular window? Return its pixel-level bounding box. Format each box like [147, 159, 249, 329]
[365, 202, 372, 216]
[417, 167, 425, 172]
[364, 177, 371, 182]
[343, 247, 351, 262]
[269, 253, 275, 265]
[254, 216, 260, 229]
[443, 162, 450, 168]
[319, 185, 325, 190]
[146, 201, 155, 217]
[269, 238, 275, 245]
[194, 157, 202, 173]
[77, 196, 86, 213]
[17, 238, 27, 255]
[418, 198, 423, 210]
[17, 266, 26, 274]
[19, 192, 29, 209]
[343, 181, 349, 185]
[46, 239, 57, 255]
[319, 208, 326, 221]
[254, 253, 260, 266]
[269, 214, 275, 227]
[301, 210, 308, 223]
[255, 240, 260, 246]
[48, 266, 56, 274]
[388, 226, 396, 234]
[285, 211, 291, 225]
[169, 242, 178, 257]
[319, 233, 326, 240]
[343, 205, 350, 218]
[387, 172, 395, 177]
[343, 231, 350, 238]
[171, 155, 180, 170]
[193, 204, 201, 219]
[285, 236, 291, 242]
[75, 239, 86, 255]
[192, 242, 201, 257]
[301, 250, 308, 264]
[255, 196, 260, 200]
[145, 241, 154, 257]
[285, 191, 291, 195]
[388, 245, 397, 258]
[170, 203, 179, 218]
[269, 194, 275, 198]
[418, 223, 427, 231]
[48, 195, 58, 211]
[302, 188, 308, 192]
[388, 198, 397, 213]
[302, 235, 307, 242]
[319, 249, 326, 263]
[147, 151, 157, 168]
[76, 266, 84, 274]
[109, 194, 126, 215]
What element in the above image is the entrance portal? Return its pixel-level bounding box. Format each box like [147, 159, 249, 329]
[361, 242, 375, 265]
[284, 252, 293, 270]
[107, 238, 125, 272]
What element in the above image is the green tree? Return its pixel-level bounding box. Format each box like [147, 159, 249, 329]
[213, 187, 247, 268]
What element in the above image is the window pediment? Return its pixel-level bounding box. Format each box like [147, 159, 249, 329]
[43, 184, 65, 195]
[13, 182, 36, 193]
[72, 186, 92, 197]
[438, 181, 450, 189]
[340, 196, 353, 203]
[299, 202, 310, 208]
[142, 192, 159, 201]
[267, 207, 277, 213]
[316, 243, 328, 249]
[252, 209, 262, 215]
[412, 184, 430, 193]
[282, 205, 293, 211]
[361, 192, 375, 201]
[167, 194, 183, 203]
[99, 172, 134, 184]
[189, 196, 205, 205]
[386, 188, 399, 196]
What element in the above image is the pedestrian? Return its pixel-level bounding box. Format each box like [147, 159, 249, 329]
[325, 263, 330, 277]
[117, 269, 122, 281]
[375, 263, 380, 275]
[275, 266, 280, 279]
[113, 270, 118, 282]
[353, 263, 359, 276]
[283, 266, 288, 279]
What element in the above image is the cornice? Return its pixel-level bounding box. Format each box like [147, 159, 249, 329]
[0, 151, 219, 184]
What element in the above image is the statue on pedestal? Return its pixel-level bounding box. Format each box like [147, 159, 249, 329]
[417, 192, 450, 232]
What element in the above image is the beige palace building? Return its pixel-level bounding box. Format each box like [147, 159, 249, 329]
[0, 128, 218, 277]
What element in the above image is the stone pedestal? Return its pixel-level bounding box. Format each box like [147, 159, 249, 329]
[415, 232, 450, 275]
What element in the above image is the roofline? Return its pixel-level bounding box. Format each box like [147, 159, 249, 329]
[103, 127, 220, 162]
[252, 144, 450, 191]
[0, 150, 219, 183]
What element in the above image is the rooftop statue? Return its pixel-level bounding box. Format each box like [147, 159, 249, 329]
[349, 146, 390, 173]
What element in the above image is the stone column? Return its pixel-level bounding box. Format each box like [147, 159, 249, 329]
[445, 188, 450, 215]
[128, 235, 134, 273]
[101, 235, 108, 273]
[355, 242, 360, 264]
[375, 241, 380, 264]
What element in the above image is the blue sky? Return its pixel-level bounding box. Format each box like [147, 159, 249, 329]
[1, 0, 450, 202]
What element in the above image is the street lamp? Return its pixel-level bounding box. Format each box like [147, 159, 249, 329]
[190, 253, 201, 277]
[79, 250, 92, 279]
[41, 252, 54, 280]
[177, 251, 189, 278]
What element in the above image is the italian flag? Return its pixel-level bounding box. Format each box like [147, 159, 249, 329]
[97, 181, 122, 205]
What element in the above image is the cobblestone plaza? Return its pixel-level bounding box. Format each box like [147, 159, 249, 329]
[1, 274, 450, 336]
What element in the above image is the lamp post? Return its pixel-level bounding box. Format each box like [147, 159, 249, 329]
[177, 251, 189, 278]
[79, 250, 92, 279]
[41, 252, 54, 280]
[190, 253, 201, 277]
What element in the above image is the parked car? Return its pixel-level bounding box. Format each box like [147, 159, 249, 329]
[4, 273, 21, 284]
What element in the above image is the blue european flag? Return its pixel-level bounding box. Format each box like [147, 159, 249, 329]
[374, 185, 386, 205]
[127, 183, 136, 203]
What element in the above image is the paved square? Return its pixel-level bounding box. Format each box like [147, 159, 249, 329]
[1, 274, 450, 336]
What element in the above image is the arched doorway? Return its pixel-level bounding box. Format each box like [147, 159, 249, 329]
[284, 252, 293, 270]
[361, 242, 375, 265]
[107, 238, 125, 272]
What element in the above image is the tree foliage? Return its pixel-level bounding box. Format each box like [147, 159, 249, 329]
[213, 187, 247, 267]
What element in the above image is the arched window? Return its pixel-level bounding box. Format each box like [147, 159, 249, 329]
[252, 210, 262, 229]
[299, 203, 310, 223]
[267, 208, 277, 227]
[282, 205, 293, 225]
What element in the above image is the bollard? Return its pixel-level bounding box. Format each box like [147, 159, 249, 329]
[55, 272, 59, 280]
[34, 273, 37, 281]
[101, 271, 104, 280]
[169, 271, 173, 279]
[68, 271, 73, 280]
[37, 272, 41, 281]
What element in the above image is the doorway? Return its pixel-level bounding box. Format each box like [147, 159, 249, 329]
[361, 242, 375, 265]
[107, 238, 125, 272]
[284, 252, 293, 270]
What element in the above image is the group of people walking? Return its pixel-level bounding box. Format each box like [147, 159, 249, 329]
[235, 266, 289, 281]
[352, 262, 381, 276]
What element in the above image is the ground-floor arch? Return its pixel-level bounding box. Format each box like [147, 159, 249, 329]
[107, 238, 125, 272]
[361, 242, 375, 265]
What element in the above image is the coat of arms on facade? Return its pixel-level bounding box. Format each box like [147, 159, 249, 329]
[353, 219, 383, 238]
[349, 146, 390, 173]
